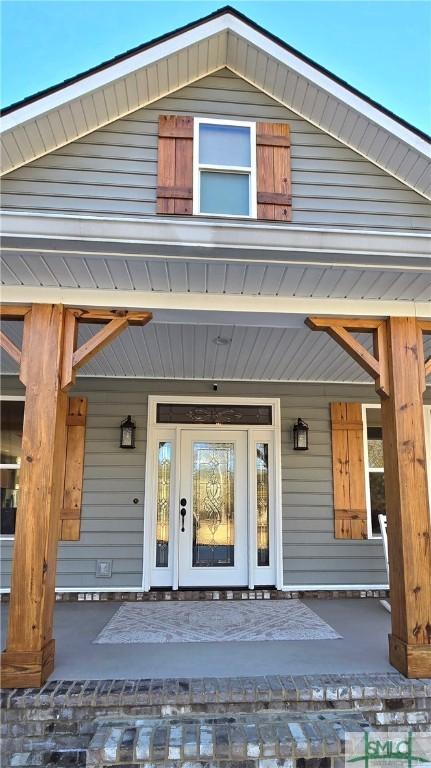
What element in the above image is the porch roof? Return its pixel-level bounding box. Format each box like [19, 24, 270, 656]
[1, 213, 430, 384]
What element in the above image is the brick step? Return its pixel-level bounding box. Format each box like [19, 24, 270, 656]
[6, 749, 86, 767]
[86, 710, 369, 767]
[5, 672, 430, 714]
[3, 674, 430, 767]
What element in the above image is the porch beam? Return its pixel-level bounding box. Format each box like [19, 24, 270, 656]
[0, 305, 31, 320]
[306, 314, 431, 678]
[305, 317, 383, 331]
[73, 309, 153, 326]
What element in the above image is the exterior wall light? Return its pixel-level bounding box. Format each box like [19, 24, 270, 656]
[120, 415, 136, 449]
[293, 418, 309, 450]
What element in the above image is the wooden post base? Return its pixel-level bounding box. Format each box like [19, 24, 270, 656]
[1, 639, 55, 689]
[389, 634, 431, 679]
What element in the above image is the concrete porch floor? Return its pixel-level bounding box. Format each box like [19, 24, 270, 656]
[1, 598, 393, 680]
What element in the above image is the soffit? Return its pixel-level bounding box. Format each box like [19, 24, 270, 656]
[1, 250, 430, 302]
[1, 13, 430, 198]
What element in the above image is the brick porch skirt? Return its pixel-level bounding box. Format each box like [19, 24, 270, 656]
[0, 587, 391, 603]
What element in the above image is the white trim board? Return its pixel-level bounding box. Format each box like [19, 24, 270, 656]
[2, 286, 430, 321]
[0, 373, 384, 386]
[281, 584, 389, 591]
[2, 211, 430, 268]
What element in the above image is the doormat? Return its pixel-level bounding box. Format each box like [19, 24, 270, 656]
[93, 599, 342, 643]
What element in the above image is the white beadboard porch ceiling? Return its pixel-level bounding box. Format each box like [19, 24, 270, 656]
[2, 321, 431, 383]
[1, 9, 430, 197]
[1, 252, 430, 302]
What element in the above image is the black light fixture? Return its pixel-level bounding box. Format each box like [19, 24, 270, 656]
[293, 418, 309, 451]
[120, 415, 136, 449]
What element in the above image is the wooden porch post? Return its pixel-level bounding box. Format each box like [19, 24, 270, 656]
[306, 315, 431, 678]
[381, 317, 431, 678]
[2, 305, 69, 687]
[1, 303, 152, 688]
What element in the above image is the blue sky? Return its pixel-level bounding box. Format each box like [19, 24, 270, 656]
[1, 1, 430, 133]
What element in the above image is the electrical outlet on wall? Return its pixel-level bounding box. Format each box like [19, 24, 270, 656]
[96, 559, 113, 578]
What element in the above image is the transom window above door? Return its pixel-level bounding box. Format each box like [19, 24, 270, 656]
[194, 119, 256, 218]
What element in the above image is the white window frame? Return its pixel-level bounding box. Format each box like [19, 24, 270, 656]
[362, 404, 384, 540]
[0, 395, 25, 541]
[193, 117, 257, 219]
[363, 403, 431, 540]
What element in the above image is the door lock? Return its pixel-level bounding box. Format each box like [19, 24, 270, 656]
[180, 498, 187, 532]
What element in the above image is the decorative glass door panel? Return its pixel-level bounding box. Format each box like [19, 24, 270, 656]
[192, 442, 235, 568]
[179, 430, 248, 587]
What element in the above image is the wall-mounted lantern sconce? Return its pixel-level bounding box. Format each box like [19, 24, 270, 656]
[293, 418, 309, 450]
[120, 415, 136, 449]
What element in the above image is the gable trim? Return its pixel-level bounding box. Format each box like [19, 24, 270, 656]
[1, 8, 429, 199]
[2, 6, 429, 146]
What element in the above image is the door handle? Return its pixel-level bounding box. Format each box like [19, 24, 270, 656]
[180, 498, 187, 532]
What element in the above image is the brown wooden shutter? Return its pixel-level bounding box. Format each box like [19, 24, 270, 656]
[59, 396, 87, 541]
[256, 122, 291, 221]
[157, 116, 193, 215]
[330, 402, 367, 540]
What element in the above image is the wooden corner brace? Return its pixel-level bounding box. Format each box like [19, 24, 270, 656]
[0, 330, 22, 366]
[0, 305, 153, 391]
[0, 306, 31, 378]
[62, 308, 152, 390]
[305, 316, 390, 397]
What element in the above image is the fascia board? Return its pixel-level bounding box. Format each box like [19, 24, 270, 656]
[0, 17, 228, 131]
[1, 211, 430, 269]
[1, 11, 429, 160]
[227, 18, 430, 156]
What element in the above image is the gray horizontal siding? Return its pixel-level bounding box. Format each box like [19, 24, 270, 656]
[0, 377, 146, 589]
[2, 70, 430, 231]
[0, 376, 405, 590]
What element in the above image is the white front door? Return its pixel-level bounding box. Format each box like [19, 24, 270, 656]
[178, 429, 248, 587]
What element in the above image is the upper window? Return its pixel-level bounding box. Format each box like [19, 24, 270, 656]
[1, 399, 24, 537]
[157, 115, 291, 222]
[193, 119, 256, 218]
